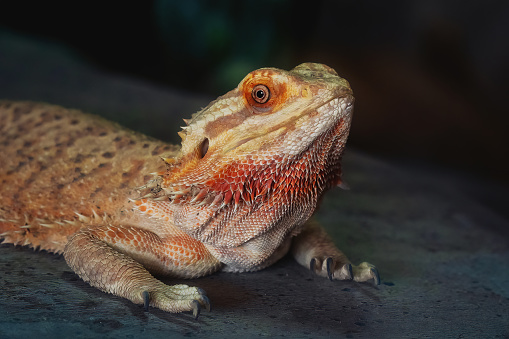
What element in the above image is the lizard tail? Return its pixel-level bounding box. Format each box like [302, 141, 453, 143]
[0, 215, 81, 254]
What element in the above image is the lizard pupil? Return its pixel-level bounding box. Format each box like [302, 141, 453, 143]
[252, 85, 270, 104]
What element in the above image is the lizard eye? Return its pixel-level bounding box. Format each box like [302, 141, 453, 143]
[251, 84, 270, 104]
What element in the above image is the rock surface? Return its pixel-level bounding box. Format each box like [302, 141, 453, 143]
[1, 31, 508, 338]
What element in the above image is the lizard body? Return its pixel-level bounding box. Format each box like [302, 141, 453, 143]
[0, 63, 378, 317]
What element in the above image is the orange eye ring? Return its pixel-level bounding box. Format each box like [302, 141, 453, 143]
[251, 84, 270, 104]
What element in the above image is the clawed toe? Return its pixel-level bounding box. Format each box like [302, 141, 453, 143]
[191, 300, 201, 319]
[195, 287, 211, 312]
[309, 258, 317, 272]
[191, 294, 212, 319]
[309, 257, 354, 281]
[308, 257, 379, 285]
[140, 284, 211, 319]
[202, 295, 211, 312]
[353, 262, 380, 285]
[344, 263, 353, 280]
[326, 257, 333, 281]
[142, 290, 150, 312]
[371, 267, 381, 285]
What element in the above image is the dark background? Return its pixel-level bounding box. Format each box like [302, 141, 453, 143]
[1, 2, 509, 337]
[1, 0, 508, 185]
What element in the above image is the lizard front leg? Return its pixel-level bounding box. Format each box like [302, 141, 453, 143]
[291, 220, 380, 285]
[63, 225, 221, 317]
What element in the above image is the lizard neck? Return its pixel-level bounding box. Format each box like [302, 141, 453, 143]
[134, 115, 348, 266]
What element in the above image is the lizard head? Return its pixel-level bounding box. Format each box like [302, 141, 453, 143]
[140, 63, 353, 249]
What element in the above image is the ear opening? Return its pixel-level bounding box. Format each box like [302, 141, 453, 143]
[199, 138, 209, 159]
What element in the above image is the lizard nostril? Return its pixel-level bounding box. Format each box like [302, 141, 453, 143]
[199, 138, 209, 159]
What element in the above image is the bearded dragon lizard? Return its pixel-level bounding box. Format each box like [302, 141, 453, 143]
[0, 63, 379, 318]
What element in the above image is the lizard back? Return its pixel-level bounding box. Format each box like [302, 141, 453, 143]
[0, 101, 178, 253]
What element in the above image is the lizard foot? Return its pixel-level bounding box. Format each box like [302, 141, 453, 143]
[142, 284, 210, 319]
[310, 257, 380, 285]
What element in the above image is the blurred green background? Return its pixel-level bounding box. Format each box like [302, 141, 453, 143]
[1, 0, 508, 188]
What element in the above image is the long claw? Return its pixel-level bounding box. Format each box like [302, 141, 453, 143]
[309, 258, 316, 273]
[142, 291, 150, 312]
[195, 287, 211, 312]
[192, 300, 201, 320]
[346, 263, 353, 280]
[371, 267, 381, 285]
[326, 257, 333, 281]
[202, 295, 211, 312]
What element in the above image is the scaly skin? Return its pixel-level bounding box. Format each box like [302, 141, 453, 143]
[0, 63, 378, 318]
